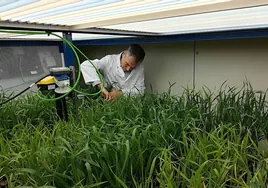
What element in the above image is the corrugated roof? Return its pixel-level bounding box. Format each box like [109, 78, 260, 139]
[0, 0, 267, 40]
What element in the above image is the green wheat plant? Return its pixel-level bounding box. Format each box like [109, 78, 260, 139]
[0, 83, 267, 187]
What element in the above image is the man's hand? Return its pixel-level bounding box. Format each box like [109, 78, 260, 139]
[97, 84, 112, 101]
[96, 85, 122, 102]
[109, 89, 122, 101]
[102, 88, 113, 101]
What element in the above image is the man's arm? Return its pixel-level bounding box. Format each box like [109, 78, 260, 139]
[95, 83, 112, 101]
[81, 56, 112, 101]
[80, 57, 107, 86]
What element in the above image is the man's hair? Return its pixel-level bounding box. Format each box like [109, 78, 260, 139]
[126, 44, 145, 62]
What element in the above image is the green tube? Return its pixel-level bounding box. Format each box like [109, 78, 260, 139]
[65, 42, 105, 96]
[49, 32, 104, 98]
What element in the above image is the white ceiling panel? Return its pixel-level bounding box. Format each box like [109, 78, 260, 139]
[101, 5, 268, 33]
[0, 0, 267, 40]
[0, 32, 128, 41]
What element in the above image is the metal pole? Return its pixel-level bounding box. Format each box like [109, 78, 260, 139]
[70, 66, 79, 123]
[55, 92, 68, 121]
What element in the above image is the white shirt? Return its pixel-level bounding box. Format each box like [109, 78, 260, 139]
[80, 53, 145, 96]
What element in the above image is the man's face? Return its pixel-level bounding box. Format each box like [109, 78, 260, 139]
[121, 51, 140, 72]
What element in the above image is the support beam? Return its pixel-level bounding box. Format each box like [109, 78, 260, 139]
[62, 32, 75, 67]
[0, 21, 158, 36]
[0, 21, 69, 32]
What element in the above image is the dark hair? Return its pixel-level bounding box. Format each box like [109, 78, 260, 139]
[127, 44, 145, 62]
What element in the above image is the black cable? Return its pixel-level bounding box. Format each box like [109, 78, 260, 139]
[0, 74, 50, 106]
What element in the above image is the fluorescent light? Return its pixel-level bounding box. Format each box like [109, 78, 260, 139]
[3, 0, 82, 20]
[15, 0, 101, 21]
[54, 0, 198, 25]
[0, 0, 61, 18]
[0, 0, 17, 7]
[0, 0, 38, 13]
[19, 0, 122, 22]
[39, 0, 208, 25]
[67, 0, 228, 27]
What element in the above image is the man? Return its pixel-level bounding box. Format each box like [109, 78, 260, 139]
[81, 44, 146, 102]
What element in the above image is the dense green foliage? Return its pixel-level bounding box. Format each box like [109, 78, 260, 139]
[0, 84, 267, 187]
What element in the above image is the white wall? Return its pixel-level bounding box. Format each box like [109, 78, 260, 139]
[142, 42, 193, 95]
[79, 38, 268, 95]
[195, 38, 268, 92]
[80, 42, 194, 95]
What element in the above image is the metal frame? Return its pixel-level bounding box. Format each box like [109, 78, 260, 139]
[62, 32, 74, 67]
[0, 21, 158, 36]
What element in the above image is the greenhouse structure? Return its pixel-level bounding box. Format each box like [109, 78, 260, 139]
[0, 0, 268, 187]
